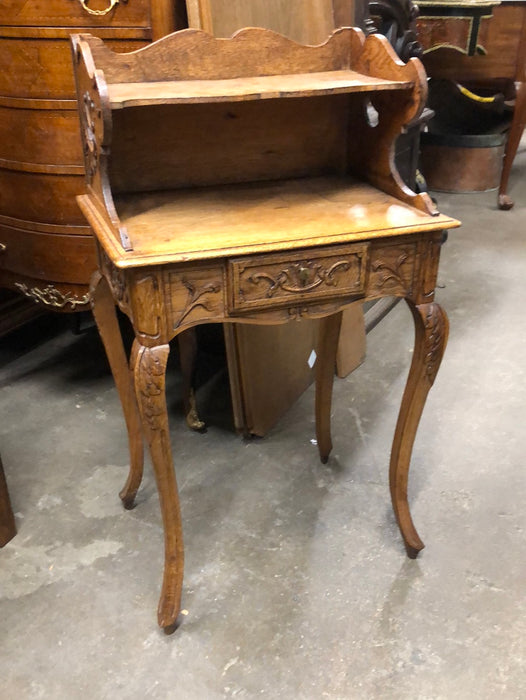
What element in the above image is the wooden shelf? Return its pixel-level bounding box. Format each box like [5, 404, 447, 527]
[107, 70, 413, 109]
[102, 176, 456, 266]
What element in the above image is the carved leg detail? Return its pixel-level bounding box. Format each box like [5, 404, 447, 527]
[316, 312, 343, 464]
[178, 328, 205, 431]
[499, 80, 526, 210]
[390, 301, 449, 558]
[90, 271, 144, 509]
[133, 342, 184, 632]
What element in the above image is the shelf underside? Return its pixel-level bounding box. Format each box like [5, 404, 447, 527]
[107, 70, 413, 108]
[108, 176, 459, 266]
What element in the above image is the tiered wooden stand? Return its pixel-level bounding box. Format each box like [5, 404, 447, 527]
[72, 26, 459, 632]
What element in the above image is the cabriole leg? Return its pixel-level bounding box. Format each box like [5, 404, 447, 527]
[90, 271, 144, 509]
[390, 300, 449, 558]
[133, 341, 184, 632]
[498, 80, 526, 210]
[315, 312, 343, 464]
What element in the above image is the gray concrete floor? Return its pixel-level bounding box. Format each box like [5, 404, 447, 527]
[1, 150, 526, 699]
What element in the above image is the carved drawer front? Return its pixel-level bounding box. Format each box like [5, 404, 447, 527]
[0, 0, 151, 28]
[229, 243, 368, 313]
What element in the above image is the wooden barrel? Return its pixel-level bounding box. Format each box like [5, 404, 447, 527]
[420, 130, 507, 193]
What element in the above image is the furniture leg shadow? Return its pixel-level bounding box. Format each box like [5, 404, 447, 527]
[0, 454, 16, 547]
[316, 311, 344, 464]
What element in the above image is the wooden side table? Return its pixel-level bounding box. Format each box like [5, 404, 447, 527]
[72, 26, 460, 632]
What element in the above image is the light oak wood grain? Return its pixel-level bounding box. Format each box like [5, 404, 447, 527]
[74, 25, 460, 632]
[79, 176, 456, 267]
[107, 69, 411, 108]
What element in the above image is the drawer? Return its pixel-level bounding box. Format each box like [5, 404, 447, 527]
[0, 103, 82, 166]
[229, 243, 368, 313]
[0, 224, 95, 283]
[0, 34, 149, 99]
[0, 0, 151, 28]
[0, 168, 87, 225]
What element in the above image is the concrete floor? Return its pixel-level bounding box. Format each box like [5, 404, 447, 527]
[1, 152, 526, 699]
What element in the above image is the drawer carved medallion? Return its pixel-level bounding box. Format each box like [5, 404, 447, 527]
[247, 259, 354, 297]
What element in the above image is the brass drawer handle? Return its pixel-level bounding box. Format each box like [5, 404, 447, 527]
[0, 243, 6, 254]
[77, 0, 120, 16]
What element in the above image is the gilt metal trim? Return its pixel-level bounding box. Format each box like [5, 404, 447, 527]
[15, 283, 90, 309]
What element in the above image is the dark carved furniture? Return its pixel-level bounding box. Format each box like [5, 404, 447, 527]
[417, 0, 500, 56]
[368, 0, 434, 195]
[369, 0, 423, 62]
[72, 26, 459, 631]
[417, 0, 526, 209]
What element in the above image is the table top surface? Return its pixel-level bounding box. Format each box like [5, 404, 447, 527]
[79, 176, 460, 267]
[84, 175, 460, 267]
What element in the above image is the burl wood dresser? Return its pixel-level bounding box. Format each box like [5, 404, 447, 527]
[0, 0, 183, 311]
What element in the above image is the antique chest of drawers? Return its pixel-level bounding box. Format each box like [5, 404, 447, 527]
[0, 0, 180, 310]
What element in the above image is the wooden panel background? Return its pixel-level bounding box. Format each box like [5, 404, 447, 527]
[109, 96, 350, 193]
[186, 0, 342, 43]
